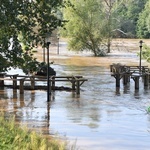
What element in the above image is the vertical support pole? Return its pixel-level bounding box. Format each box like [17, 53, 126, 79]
[20, 78, 25, 94]
[115, 74, 121, 87]
[76, 80, 80, 95]
[127, 73, 131, 82]
[43, 38, 45, 63]
[123, 74, 128, 85]
[133, 76, 140, 89]
[30, 76, 35, 90]
[57, 36, 59, 55]
[72, 76, 76, 90]
[0, 73, 5, 86]
[51, 76, 55, 90]
[144, 73, 149, 86]
[47, 42, 51, 102]
[13, 75, 18, 89]
[139, 48, 142, 73]
[139, 40, 143, 73]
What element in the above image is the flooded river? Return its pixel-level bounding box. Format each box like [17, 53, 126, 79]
[0, 39, 150, 150]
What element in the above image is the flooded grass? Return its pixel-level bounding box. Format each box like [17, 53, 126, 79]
[0, 113, 67, 150]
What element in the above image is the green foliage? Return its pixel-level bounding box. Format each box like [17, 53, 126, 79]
[0, 0, 66, 73]
[115, 0, 147, 38]
[62, 0, 147, 55]
[140, 44, 150, 63]
[0, 113, 66, 150]
[147, 106, 150, 112]
[62, 0, 111, 56]
[136, 0, 150, 38]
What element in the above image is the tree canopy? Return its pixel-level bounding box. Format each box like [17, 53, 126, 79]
[62, 0, 149, 55]
[136, 0, 150, 38]
[62, 0, 112, 56]
[0, 0, 66, 73]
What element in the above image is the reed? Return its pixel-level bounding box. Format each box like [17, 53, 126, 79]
[0, 113, 66, 150]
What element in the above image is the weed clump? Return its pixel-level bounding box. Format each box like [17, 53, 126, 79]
[0, 114, 66, 150]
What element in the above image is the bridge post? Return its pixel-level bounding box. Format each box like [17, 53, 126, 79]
[12, 75, 18, 89]
[132, 76, 140, 89]
[0, 73, 6, 86]
[19, 78, 25, 94]
[115, 74, 122, 87]
[143, 73, 149, 86]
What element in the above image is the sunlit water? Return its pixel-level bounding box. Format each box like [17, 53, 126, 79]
[0, 40, 150, 150]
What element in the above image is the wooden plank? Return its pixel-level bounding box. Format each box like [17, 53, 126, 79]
[0, 78, 87, 82]
[0, 74, 88, 95]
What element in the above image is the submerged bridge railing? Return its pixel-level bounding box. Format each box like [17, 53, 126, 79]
[110, 63, 150, 89]
[0, 73, 87, 95]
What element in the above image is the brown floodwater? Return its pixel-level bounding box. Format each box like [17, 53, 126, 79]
[0, 39, 150, 150]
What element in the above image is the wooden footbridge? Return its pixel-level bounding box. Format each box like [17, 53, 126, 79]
[110, 63, 150, 89]
[0, 73, 87, 95]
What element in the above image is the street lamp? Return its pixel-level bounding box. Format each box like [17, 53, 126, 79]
[139, 40, 143, 73]
[57, 33, 60, 55]
[45, 34, 51, 102]
[43, 37, 45, 62]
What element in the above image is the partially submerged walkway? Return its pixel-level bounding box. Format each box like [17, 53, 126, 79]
[0, 73, 87, 95]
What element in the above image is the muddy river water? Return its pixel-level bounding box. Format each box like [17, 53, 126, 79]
[0, 39, 150, 150]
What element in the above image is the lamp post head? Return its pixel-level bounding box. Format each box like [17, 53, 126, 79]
[139, 40, 143, 48]
[45, 33, 51, 48]
[57, 33, 60, 40]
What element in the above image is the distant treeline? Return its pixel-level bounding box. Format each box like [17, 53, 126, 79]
[61, 0, 150, 55]
[114, 0, 149, 38]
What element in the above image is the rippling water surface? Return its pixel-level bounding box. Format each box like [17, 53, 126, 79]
[0, 40, 150, 150]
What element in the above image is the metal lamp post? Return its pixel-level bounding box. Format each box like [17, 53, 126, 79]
[57, 33, 60, 55]
[45, 35, 51, 102]
[43, 37, 46, 62]
[139, 40, 143, 73]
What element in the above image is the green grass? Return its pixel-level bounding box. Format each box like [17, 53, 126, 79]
[0, 113, 66, 150]
[147, 107, 150, 113]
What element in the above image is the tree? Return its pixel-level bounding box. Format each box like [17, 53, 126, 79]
[0, 0, 66, 73]
[103, 0, 115, 53]
[62, 0, 129, 56]
[115, 0, 147, 38]
[136, 0, 150, 38]
[62, 0, 111, 56]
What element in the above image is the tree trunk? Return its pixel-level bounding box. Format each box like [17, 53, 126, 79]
[107, 38, 111, 53]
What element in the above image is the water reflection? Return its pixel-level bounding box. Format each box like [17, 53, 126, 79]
[47, 102, 50, 128]
[0, 64, 150, 150]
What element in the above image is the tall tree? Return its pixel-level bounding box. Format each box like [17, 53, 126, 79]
[136, 0, 150, 38]
[0, 0, 66, 73]
[115, 0, 147, 38]
[62, 0, 111, 56]
[62, 0, 128, 55]
[103, 0, 115, 53]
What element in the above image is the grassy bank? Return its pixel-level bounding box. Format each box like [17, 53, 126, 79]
[0, 114, 66, 150]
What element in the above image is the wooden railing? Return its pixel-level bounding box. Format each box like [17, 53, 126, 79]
[110, 64, 150, 89]
[0, 73, 87, 95]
